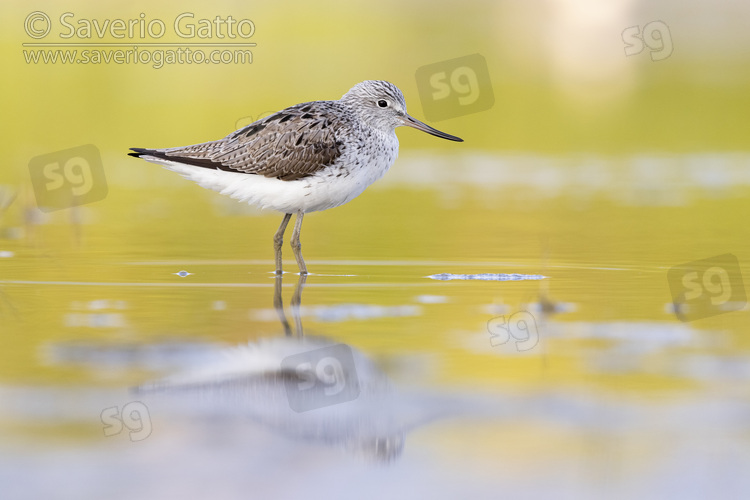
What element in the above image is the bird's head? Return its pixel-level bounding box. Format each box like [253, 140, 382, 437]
[340, 80, 463, 142]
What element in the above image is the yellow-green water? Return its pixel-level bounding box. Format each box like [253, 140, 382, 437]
[2, 154, 750, 498]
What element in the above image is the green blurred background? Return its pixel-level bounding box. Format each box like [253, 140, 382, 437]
[3, 0, 750, 176]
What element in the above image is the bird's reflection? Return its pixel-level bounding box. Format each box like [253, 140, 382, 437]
[135, 272, 405, 462]
[274, 273, 306, 337]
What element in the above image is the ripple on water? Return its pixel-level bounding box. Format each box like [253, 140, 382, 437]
[427, 273, 547, 281]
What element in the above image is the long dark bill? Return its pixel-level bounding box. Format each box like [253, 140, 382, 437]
[401, 114, 463, 142]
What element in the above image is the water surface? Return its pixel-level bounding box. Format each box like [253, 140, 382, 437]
[1, 154, 749, 499]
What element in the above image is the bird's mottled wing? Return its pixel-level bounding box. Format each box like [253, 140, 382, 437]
[130, 101, 348, 181]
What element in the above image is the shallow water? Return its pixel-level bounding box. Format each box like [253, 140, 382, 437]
[1, 154, 749, 499]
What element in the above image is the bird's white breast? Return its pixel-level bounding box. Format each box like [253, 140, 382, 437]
[300, 129, 399, 212]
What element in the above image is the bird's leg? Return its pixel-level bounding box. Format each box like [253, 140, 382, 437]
[273, 213, 292, 275]
[290, 210, 307, 275]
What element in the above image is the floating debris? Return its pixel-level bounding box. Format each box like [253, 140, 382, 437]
[174, 270, 193, 277]
[427, 273, 547, 281]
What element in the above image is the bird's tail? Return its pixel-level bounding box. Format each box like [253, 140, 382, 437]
[128, 144, 226, 170]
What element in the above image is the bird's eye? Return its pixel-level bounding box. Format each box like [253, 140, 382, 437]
[377, 100, 388, 108]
